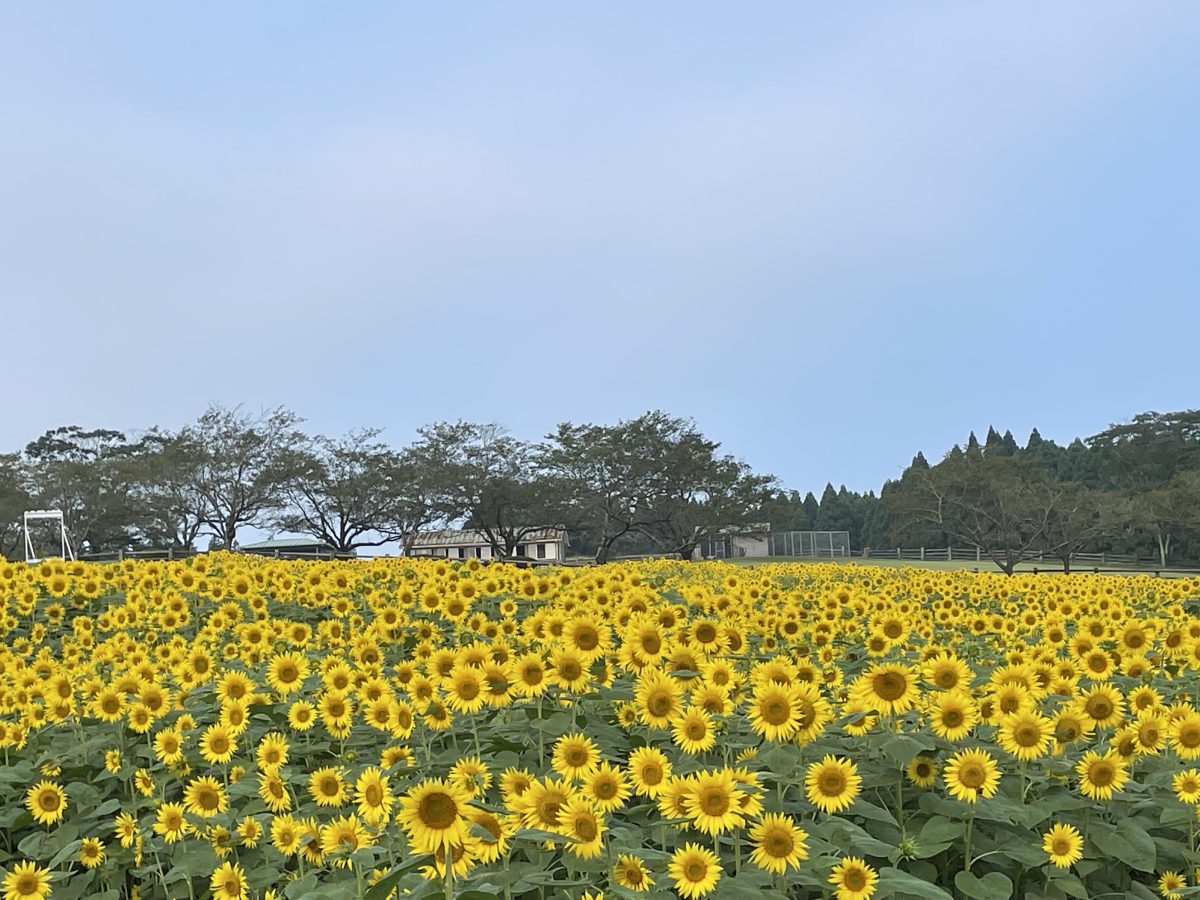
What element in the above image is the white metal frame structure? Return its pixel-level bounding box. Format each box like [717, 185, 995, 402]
[24, 509, 75, 563]
[768, 530, 851, 558]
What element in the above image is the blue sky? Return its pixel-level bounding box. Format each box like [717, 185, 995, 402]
[2, 3, 1198, 496]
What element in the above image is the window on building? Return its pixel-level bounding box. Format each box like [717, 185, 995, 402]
[537, 543, 547, 559]
[457, 547, 466, 559]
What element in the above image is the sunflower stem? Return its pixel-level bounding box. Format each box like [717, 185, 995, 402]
[962, 810, 975, 875]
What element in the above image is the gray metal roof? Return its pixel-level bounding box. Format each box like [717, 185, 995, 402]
[241, 537, 333, 550]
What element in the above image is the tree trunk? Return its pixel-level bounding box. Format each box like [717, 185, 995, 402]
[1061, 553, 1071, 574]
[1157, 528, 1171, 568]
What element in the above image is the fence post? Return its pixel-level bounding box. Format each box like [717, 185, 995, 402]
[1101, 552, 1106, 566]
[920, 547, 925, 561]
[118, 549, 124, 562]
[976, 546, 981, 562]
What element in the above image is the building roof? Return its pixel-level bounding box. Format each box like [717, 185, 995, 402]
[410, 528, 566, 548]
[241, 537, 334, 551]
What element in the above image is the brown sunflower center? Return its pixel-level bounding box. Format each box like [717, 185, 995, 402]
[699, 787, 730, 816]
[958, 763, 986, 789]
[873, 672, 907, 702]
[764, 829, 794, 857]
[418, 791, 460, 830]
[844, 869, 867, 891]
[818, 770, 846, 795]
[1088, 762, 1115, 787]
[761, 697, 791, 725]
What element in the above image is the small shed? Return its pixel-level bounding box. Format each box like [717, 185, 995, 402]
[409, 528, 567, 563]
[240, 538, 344, 559]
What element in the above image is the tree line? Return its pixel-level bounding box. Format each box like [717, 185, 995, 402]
[0, 408, 773, 563]
[2, 406, 1198, 571]
[770, 412, 1200, 572]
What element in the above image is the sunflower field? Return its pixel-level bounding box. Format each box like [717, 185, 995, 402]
[2, 555, 1200, 900]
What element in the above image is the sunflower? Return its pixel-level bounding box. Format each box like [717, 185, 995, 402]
[448, 755, 492, 799]
[199, 725, 237, 765]
[1, 861, 51, 900]
[614, 853, 655, 892]
[287, 700, 317, 731]
[926, 690, 978, 741]
[113, 811, 139, 848]
[319, 815, 371, 867]
[1076, 750, 1128, 801]
[673, 706, 718, 754]
[560, 797, 605, 858]
[1053, 709, 1095, 751]
[748, 812, 809, 875]
[747, 683, 803, 742]
[855, 663, 918, 715]
[553, 733, 602, 780]
[669, 843, 722, 899]
[355, 767, 395, 824]
[683, 770, 746, 835]
[153, 802, 188, 844]
[1042, 822, 1083, 868]
[636, 670, 684, 728]
[517, 776, 577, 833]
[584, 763, 631, 812]
[184, 775, 229, 818]
[467, 808, 512, 864]
[258, 772, 292, 813]
[25, 781, 67, 826]
[445, 665, 487, 714]
[267, 652, 308, 696]
[78, 837, 105, 869]
[550, 648, 591, 692]
[270, 813, 302, 856]
[905, 756, 938, 789]
[1077, 684, 1125, 729]
[499, 767, 535, 802]
[923, 653, 972, 691]
[511, 652, 549, 697]
[1171, 713, 1200, 759]
[627, 747, 673, 798]
[997, 711, 1053, 761]
[397, 778, 473, 853]
[309, 767, 348, 808]
[1175, 769, 1200, 804]
[255, 732, 290, 772]
[829, 856, 878, 900]
[805, 756, 861, 814]
[1160, 871, 1186, 900]
[210, 861, 248, 900]
[237, 817, 262, 848]
[153, 727, 185, 765]
[943, 749, 1000, 803]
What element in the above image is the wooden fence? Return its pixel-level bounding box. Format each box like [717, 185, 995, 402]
[851, 547, 1154, 566]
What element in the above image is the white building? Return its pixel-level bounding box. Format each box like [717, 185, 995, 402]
[409, 528, 568, 563]
[695, 523, 771, 559]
